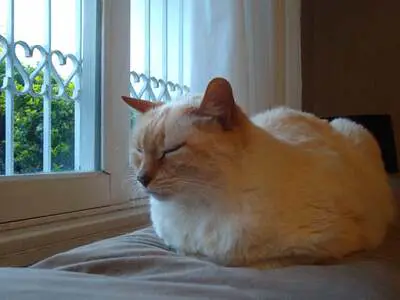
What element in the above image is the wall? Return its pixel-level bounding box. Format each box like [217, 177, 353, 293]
[301, 0, 400, 165]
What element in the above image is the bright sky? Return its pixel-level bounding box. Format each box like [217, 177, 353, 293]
[0, 0, 78, 52]
[130, 0, 185, 84]
[0, 0, 78, 78]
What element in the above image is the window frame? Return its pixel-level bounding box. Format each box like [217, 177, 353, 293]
[101, 0, 132, 204]
[0, 0, 133, 224]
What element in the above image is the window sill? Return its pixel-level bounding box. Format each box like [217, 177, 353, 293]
[0, 199, 150, 267]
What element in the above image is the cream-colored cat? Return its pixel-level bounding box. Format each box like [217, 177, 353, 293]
[122, 77, 395, 268]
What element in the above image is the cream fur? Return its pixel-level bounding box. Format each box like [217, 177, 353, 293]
[131, 100, 395, 268]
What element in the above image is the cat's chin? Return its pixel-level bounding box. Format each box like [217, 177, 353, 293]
[147, 191, 171, 201]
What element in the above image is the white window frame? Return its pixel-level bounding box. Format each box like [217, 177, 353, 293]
[101, 0, 132, 205]
[0, 0, 134, 224]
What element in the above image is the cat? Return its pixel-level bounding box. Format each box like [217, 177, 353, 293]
[122, 77, 396, 268]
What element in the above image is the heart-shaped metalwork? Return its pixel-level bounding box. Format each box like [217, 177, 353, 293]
[0, 35, 9, 91]
[151, 77, 167, 101]
[12, 41, 35, 95]
[166, 81, 190, 101]
[1, 37, 82, 101]
[14, 41, 48, 97]
[129, 70, 190, 102]
[51, 50, 81, 100]
[130, 71, 156, 100]
[129, 71, 142, 98]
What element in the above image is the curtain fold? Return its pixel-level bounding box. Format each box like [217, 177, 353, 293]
[188, 0, 301, 115]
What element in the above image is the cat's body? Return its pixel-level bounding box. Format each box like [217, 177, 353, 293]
[124, 78, 395, 268]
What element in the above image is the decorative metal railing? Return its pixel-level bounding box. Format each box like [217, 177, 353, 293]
[0, 35, 81, 100]
[0, 0, 84, 176]
[129, 70, 189, 101]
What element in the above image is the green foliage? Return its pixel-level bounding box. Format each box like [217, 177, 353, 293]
[0, 61, 74, 174]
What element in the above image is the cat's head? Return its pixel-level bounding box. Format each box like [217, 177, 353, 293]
[122, 77, 249, 201]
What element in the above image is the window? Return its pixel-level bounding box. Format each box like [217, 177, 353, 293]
[0, 0, 98, 176]
[0, 0, 112, 224]
[0, 0, 189, 226]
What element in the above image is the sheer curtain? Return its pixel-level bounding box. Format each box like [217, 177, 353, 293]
[187, 0, 301, 115]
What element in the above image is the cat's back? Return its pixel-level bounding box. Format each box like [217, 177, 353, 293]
[251, 107, 335, 149]
[250, 107, 395, 258]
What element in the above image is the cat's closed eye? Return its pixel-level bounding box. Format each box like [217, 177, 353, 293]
[135, 143, 186, 159]
[161, 142, 186, 159]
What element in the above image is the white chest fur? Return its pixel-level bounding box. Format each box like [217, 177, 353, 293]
[150, 196, 243, 264]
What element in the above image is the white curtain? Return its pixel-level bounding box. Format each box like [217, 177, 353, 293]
[187, 0, 302, 116]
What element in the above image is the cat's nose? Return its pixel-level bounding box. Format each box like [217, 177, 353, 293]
[137, 173, 152, 187]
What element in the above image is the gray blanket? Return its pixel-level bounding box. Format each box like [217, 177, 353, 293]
[1, 226, 400, 299]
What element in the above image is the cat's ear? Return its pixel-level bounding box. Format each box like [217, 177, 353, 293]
[121, 96, 162, 113]
[194, 77, 239, 130]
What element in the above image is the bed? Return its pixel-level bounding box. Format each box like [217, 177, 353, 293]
[1, 113, 400, 299]
[0, 222, 400, 299]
